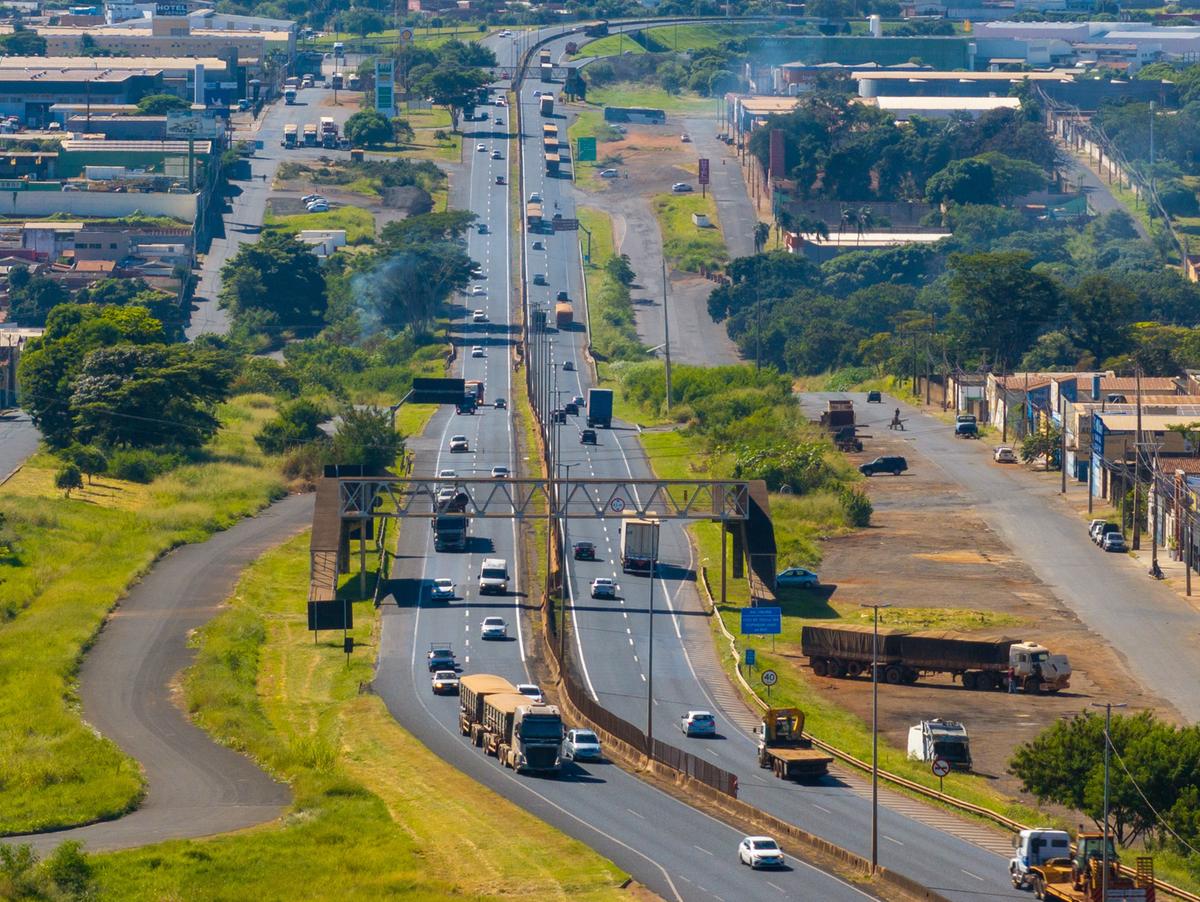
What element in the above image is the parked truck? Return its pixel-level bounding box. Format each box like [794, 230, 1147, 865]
[540, 94, 554, 117]
[459, 673, 516, 745]
[481, 692, 564, 774]
[800, 625, 1071, 693]
[302, 123, 318, 146]
[819, 399, 856, 431]
[620, 517, 659, 574]
[1019, 830, 1154, 901]
[320, 116, 338, 148]
[433, 513, 468, 552]
[555, 302, 573, 329]
[586, 388, 613, 428]
[1009, 828, 1072, 891]
[907, 719, 971, 770]
[282, 123, 297, 148]
[756, 708, 832, 780]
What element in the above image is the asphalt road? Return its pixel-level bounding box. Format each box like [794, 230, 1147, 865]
[370, 32, 878, 902]
[803, 390, 1200, 723]
[525, 30, 1027, 902]
[6, 493, 313, 853]
[0, 409, 39, 481]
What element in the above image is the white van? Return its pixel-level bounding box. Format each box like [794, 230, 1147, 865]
[479, 558, 509, 595]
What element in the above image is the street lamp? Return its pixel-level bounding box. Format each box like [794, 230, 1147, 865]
[859, 601, 891, 874]
[1091, 701, 1127, 902]
[645, 521, 661, 751]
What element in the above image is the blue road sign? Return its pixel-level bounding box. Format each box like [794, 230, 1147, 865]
[744, 648, 756, 667]
[740, 606, 781, 636]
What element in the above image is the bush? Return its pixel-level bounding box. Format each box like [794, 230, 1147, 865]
[839, 488, 873, 527]
[282, 442, 330, 487]
[54, 465, 83, 497]
[106, 448, 187, 483]
[255, 399, 325, 455]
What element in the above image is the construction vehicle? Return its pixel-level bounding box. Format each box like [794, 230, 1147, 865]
[620, 517, 659, 574]
[282, 123, 297, 148]
[481, 692, 564, 774]
[1010, 828, 1072, 891]
[459, 674, 517, 745]
[555, 302, 573, 328]
[819, 399, 856, 430]
[433, 513, 467, 552]
[587, 388, 613, 428]
[1025, 831, 1154, 901]
[756, 708, 832, 780]
[302, 122, 318, 146]
[801, 625, 1072, 693]
[833, 425, 862, 452]
[907, 719, 971, 770]
[540, 94, 554, 117]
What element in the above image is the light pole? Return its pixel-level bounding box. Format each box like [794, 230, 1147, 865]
[859, 601, 891, 874]
[645, 521, 661, 752]
[558, 459, 573, 659]
[1091, 700, 1126, 902]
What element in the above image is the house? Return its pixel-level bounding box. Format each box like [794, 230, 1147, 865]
[1090, 410, 1199, 502]
[1063, 394, 1200, 482]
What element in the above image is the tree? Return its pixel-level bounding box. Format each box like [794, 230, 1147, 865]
[330, 406, 403, 472]
[68, 444, 107, 483]
[753, 221, 770, 254]
[657, 59, 687, 94]
[218, 233, 326, 336]
[1066, 274, 1135, 364]
[414, 63, 489, 131]
[391, 117, 414, 145]
[135, 93, 191, 115]
[55, 464, 83, 497]
[341, 8, 385, 38]
[6, 270, 68, 327]
[255, 399, 326, 454]
[1019, 424, 1061, 468]
[343, 109, 392, 146]
[0, 30, 46, 55]
[926, 157, 996, 206]
[605, 253, 636, 287]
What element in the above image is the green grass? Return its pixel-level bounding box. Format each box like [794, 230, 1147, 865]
[0, 395, 287, 835]
[264, 206, 376, 245]
[576, 206, 644, 362]
[585, 83, 715, 116]
[93, 534, 626, 900]
[578, 33, 647, 57]
[311, 25, 498, 50]
[651, 192, 728, 272]
[642, 23, 759, 51]
[567, 108, 619, 187]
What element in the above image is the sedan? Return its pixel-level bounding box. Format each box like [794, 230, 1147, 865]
[532, 241, 544, 250]
[431, 670, 460, 695]
[516, 683, 544, 704]
[476, 143, 487, 152]
[491, 149, 502, 159]
[301, 193, 326, 204]
[491, 465, 510, 478]
[477, 223, 488, 234]
[671, 182, 694, 193]
[431, 578, 455, 600]
[591, 577, 616, 599]
[562, 729, 602, 761]
[494, 116, 503, 125]
[494, 398, 507, 409]
[573, 541, 595, 561]
[599, 168, 619, 178]
[776, 567, 819, 587]
[533, 273, 547, 285]
[680, 710, 716, 737]
[438, 469, 457, 480]
[471, 346, 486, 358]
[480, 616, 508, 640]
[1103, 532, 1128, 553]
[473, 309, 488, 323]
[306, 201, 330, 212]
[994, 446, 1017, 463]
[563, 360, 575, 372]
[572, 395, 586, 408]
[738, 836, 785, 870]
[449, 435, 469, 453]
[470, 285, 486, 296]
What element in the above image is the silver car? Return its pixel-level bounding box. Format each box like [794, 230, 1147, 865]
[562, 728, 602, 761]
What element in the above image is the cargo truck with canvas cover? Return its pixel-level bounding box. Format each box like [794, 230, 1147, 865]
[481, 693, 564, 774]
[459, 674, 516, 745]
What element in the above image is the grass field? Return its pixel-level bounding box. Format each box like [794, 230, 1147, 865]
[0, 395, 287, 835]
[264, 206, 376, 245]
[311, 26, 498, 50]
[578, 33, 647, 57]
[651, 192, 728, 272]
[93, 534, 626, 899]
[577, 207, 644, 362]
[586, 84, 714, 116]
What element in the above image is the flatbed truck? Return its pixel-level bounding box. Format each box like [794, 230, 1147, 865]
[1025, 831, 1154, 901]
[756, 708, 832, 780]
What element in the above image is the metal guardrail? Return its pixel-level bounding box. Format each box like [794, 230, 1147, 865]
[698, 566, 1200, 902]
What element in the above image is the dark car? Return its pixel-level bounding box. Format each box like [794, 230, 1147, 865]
[866, 390, 882, 403]
[564, 402, 579, 416]
[573, 541, 596, 561]
[551, 409, 567, 424]
[859, 456, 908, 476]
[580, 428, 597, 445]
[955, 421, 979, 438]
[556, 290, 570, 302]
[494, 398, 507, 409]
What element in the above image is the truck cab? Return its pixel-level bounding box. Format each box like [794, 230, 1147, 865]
[1010, 642, 1071, 693]
[1010, 828, 1071, 890]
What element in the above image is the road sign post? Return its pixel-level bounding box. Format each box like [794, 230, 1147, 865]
[932, 756, 951, 792]
[761, 668, 777, 699]
[698, 157, 710, 197]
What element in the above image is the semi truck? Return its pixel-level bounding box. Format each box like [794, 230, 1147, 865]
[433, 513, 468, 552]
[540, 63, 553, 82]
[539, 49, 552, 65]
[907, 719, 971, 771]
[320, 116, 338, 148]
[800, 625, 1072, 693]
[620, 517, 659, 574]
[555, 302, 573, 328]
[545, 152, 560, 174]
[459, 673, 516, 745]
[756, 708, 832, 781]
[331, 71, 344, 90]
[465, 379, 484, 406]
[1017, 830, 1154, 901]
[586, 388, 613, 428]
[540, 94, 554, 117]
[302, 123, 318, 146]
[284, 87, 297, 104]
[282, 123, 297, 148]
[481, 692, 564, 774]
[347, 73, 361, 91]
[526, 202, 543, 228]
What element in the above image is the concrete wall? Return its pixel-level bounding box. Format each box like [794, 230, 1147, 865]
[0, 190, 196, 220]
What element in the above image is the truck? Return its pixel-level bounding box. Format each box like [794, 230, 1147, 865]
[819, 399, 856, 431]
[540, 63, 553, 82]
[1020, 831, 1154, 901]
[620, 517, 659, 574]
[331, 71, 344, 90]
[465, 379, 484, 406]
[539, 49, 552, 65]
[302, 123, 318, 146]
[347, 73, 360, 91]
[545, 152, 560, 175]
[459, 673, 516, 745]
[540, 94, 554, 117]
[481, 692, 564, 774]
[800, 624, 1072, 693]
[433, 513, 468, 552]
[320, 116, 338, 148]
[907, 719, 971, 771]
[583, 20, 609, 37]
[756, 708, 832, 781]
[1009, 828, 1072, 891]
[284, 87, 297, 104]
[282, 123, 297, 148]
[586, 388, 613, 428]
[526, 201, 543, 228]
[564, 41, 577, 55]
[555, 302, 573, 329]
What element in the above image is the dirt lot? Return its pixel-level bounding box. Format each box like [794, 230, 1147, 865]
[585, 120, 697, 194]
[797, 422, 1173, 801]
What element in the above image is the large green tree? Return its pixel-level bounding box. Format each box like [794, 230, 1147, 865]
[343, 109, 393, 147]
[218, 233, 326, 336]
[330, 406, 403, 472]
[414, 63, 489, 131]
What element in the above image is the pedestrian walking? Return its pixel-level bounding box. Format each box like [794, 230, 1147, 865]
[1007, 666, 1017, 693]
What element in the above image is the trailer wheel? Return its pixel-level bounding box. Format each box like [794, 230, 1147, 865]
[884, 665, 903, 685]
[812, 659, 828, 677]
[845, 661, 863, 677]
[902, 669, 919, 684]
[1023, 676, 1040, 694]
[961, 672, 977, 690]
[830, 660, 847, 678]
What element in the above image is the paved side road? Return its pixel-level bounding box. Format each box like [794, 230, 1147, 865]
[7, 493, 313, 854]
[0, 410, 39, 482]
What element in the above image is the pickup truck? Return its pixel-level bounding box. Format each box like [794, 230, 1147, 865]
[427, 643, 456, 672]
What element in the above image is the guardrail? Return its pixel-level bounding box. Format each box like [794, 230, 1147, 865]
[698, 566, 1200, 902]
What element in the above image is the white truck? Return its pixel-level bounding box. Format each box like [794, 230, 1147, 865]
[620, 518, 659, 574]
[1009, 828, 1072, 890]
[479, 558, 509, 595]
[907, 719, 971, 771]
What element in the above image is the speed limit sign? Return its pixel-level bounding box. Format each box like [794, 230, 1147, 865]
[931, 757, 951, 778]
[761, 669, 778, 686]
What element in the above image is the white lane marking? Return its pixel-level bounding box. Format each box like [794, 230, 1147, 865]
[767, 881, 786, 894]
[884, 835, 904, 846]
[961, 869, 985, 882]
[626, 807, 645, 819]
[813, 803, 831, 814]
[693, 845, 713, 856]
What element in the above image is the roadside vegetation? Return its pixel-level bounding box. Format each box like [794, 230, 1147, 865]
[87, 534, 627, 899]
[276, 157, 444, 202]
[576, 207, 643, 361]
[264, 206, 377, 245]
[652, 192, 728, 273]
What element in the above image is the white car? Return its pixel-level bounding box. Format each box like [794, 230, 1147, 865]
[496, 97, 506, 106]
[470, 285, 486, 296]
[498, 29, 512, 36]
[438, 469, 456, 480]
[301, 193, 325, 204]
[680, 133, 691, 142]
[516, 683, 544, 704]
[671, 182, 693, 193]
[680, 710, 716, 737]
[775, 567, 819, 588]
[471, 346, 485, 358]
[306, 201, 330, 212]
[738, 836, 785, 869]
[491, 465, 511, 478]
[994, 445, 1017, 463]
[528, 192, 542, 204]
[480, 616, 508, 640]
[431, 578, 455, 600]
[473, 309, 488, 322]
[599, 168, 619, 178]
[590, 577, 616, 599]
[491, 149, 502, 159]
[562, 728, 602, 761]
[431, 670, 460, 695]
[476, 143, 487, 152]
[449, 435, 469, 453]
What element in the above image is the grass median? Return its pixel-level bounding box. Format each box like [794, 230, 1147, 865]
[0, 395, 287, 835]
[576, 207, 644, 362]
[651, 192, 728, 273]
[94, 533, 626, 899]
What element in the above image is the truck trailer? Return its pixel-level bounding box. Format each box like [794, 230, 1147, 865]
[620, 517, 659, 574]
[540, 94, 554, 117]
[459, 674, 516, 745]
[800, 625, 1071, 693]
[756, 708, 832, 780]
[433, 513, 467, 552]
[302, 123, 318, 146]
[545, 152, 560, 174]
[526, 202, 543, 228]
[540, 63, 553, 82]
[481, 692, 564, 774]
[555, 302, 573, 328]
[586, 388, 613, 428]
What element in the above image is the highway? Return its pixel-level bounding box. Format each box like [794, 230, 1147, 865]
[371, 31, 877, 902]
[517, 30, 1028, 902]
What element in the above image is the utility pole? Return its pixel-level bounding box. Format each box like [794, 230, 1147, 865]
[662, 254, 671, 415]
[1133, 368, 1143, 550]
[645, 523, 661, 752]
[1061, 393, 1067, 494]
[860, 602, 891, 875]
[1091, 701, 1127, 902]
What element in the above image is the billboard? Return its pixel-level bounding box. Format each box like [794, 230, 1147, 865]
[698, 157, 710, 185]
[375, 58, 395, 118]
[165, 111, 222, 139]
[740, 606, 781, 636]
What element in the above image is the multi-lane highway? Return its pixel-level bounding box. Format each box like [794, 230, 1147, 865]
[371, 31, 879, 902]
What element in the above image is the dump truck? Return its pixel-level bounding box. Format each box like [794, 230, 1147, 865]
[1025, 832, 1154, 902]
[433, 513, 468, 552]
[526, 201, 543, 228]
[540, 94, 554, 117]
[756, 708, 832, 780]
[282, 123, 297, 148]
[302, 123, 318, 146]
[819, 399, 856, 430]
[907, 719, 971, 770]
[555, 302, 573, 328]
[481, 692, 564, 774]
[800, 624, 1072, 693]
[587, 388, 613, 428]
[545, 152, 560, 175]
[620, 517, 659, 574]
[584, 20, 609, 37]
[459, 674, 517, 745]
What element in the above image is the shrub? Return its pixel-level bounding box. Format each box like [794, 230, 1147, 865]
[54, 465, 83, 498]
[282, 442, 330, 487]
[106, 448, 186, 483]
[839, 488, 873, 527]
